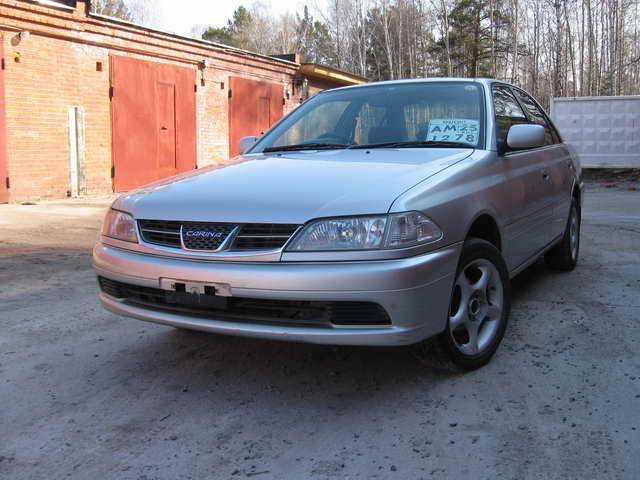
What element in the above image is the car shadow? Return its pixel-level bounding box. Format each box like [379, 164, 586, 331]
[510, 258, 564, 301]
[96, 267, 562, 399]
[112, 259, 567, 405]
[105, 320, 465, 410]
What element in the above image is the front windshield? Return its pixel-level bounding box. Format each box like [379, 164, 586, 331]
[250, 81, 484, 153]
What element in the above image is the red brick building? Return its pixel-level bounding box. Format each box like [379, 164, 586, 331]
[0, 0, 366, 202]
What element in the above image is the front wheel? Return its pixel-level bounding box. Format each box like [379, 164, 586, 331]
[438, 239, 511, 370]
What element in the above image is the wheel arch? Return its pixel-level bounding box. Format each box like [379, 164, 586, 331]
[465, 212, 503, 252]
[572, 183, 581, 210]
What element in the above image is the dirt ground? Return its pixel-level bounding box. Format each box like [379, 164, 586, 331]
[1, 183, 639, 479]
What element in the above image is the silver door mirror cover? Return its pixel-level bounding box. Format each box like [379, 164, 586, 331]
[506, 124, 545, 150]
[239, 136, 258, 155]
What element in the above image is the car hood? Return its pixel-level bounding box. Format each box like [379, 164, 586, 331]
[113, 148, 473, 224]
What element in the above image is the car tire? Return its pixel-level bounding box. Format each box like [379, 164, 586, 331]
[438, 238, 511, 370]
[545, 199, 580, 271]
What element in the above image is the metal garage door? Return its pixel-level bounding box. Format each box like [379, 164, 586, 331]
[0, 37, 9, 203]
[110, 56, 196, 192]
[229, 77, 284, 157]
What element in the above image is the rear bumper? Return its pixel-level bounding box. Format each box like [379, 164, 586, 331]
[93, 243, 461, 346]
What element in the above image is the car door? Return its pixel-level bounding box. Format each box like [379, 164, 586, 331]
[511, 87, 573, 241]
[492, 85, 553, 269]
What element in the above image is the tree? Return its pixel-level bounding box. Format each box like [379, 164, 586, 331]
[437, 0, 453, 76]
[445, 0, 512, 78]
[191, 0, 640, 101]
[127, 0, 153, 25]
[273, 12, 298, 54]
[202, 6, 253, 47]
[295, 6, 334, 64]
[91, 0, 152, 24]
[91, 0, 133, 21]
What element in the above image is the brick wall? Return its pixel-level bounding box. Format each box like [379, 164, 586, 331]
[0, 0, 300, 202]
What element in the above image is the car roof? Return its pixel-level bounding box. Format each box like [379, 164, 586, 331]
[328, 77, 518, 93]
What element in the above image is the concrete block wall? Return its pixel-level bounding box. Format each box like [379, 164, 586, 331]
[551, 95, 640, 168]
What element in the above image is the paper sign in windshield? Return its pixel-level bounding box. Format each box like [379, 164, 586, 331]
[427, 119, 480, 145]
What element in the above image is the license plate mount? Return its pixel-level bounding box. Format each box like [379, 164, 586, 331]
[159, 278, 233, 297]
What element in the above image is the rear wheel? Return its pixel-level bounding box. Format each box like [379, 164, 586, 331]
[438, 239, 511, 370]
[545, 199, 580, 271]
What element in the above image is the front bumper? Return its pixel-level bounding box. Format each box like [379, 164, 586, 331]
[93, 243, 461, 346]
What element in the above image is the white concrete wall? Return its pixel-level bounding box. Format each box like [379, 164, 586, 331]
[551, 96, 640, 168]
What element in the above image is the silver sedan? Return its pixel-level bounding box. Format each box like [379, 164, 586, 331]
[94, 78, 583, 370]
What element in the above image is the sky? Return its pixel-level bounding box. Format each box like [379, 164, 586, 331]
[145, 0, 323, 37]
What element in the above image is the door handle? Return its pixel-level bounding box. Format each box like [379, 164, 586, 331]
[542, 170, 551, 181]
[161, 126, 168, 131]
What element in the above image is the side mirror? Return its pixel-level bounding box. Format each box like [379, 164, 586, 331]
[239, 136, 258, 155]
[506, 124, 545, 150]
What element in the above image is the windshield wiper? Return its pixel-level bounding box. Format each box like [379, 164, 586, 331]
[349, 140, 472, 149]
[263, 143, 348, 153]
[263, 140, 471, 153]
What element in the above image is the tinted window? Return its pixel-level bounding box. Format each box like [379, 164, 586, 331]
[252, 82, 485, 152]
[492, 86, 528, 148]
[512, 89, 560, 145]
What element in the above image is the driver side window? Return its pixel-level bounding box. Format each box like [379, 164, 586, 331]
[492, 86, 528, 149]
[511, 89, 560, 145]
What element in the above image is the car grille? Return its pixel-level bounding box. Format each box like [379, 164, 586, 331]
[233, 224, 301, 250]
[137, 220, 182, 248]
[98, 277, 391, 328]
[181, 223, 236, 251]
[137, 220, 299, 252]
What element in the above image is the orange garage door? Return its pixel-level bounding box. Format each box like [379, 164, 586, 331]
[0, 37, 8, 203]
[229, 77, 284, 157]
[110, 56, 196, 192]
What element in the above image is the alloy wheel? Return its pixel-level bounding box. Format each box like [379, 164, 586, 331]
[449, 259, 504, 356]
[570, 207, 579, 261]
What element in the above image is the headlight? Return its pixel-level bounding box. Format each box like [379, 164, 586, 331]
[385, 212, 443, 248]
[287, 212, 442, 251]
[101, 209, 138, 243]
[287, 216, 387, 251]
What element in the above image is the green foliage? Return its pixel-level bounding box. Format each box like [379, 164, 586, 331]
[295, 6, 334, 65]
[365, 6, 391, 80]
[202, 26, 234, 46]
[202, 5, 335, 64]
[447, 0, 511, 77]
[199, 1, 513, 81]
[193, 0, 640, 98]
[202, 6, 253, 48]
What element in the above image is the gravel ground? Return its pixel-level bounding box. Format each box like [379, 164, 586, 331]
[0, 184, 639, 480]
